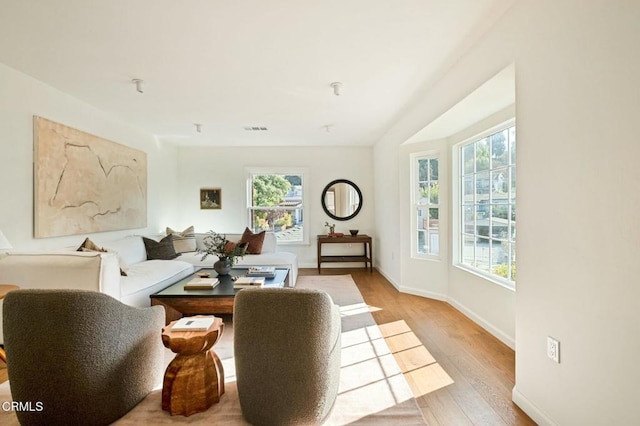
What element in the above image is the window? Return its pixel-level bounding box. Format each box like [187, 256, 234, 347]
[459, 124, 516, 286]
[412, 153, 439, 257]
[247, 170, 305, 244]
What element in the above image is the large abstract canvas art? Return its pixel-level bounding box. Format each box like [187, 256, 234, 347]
[34, 116, 147, 238]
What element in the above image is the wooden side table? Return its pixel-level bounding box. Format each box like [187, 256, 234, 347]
[0, 284, 20, 364]
[161, 316, 225, 416]
[317, 234, 373, 273]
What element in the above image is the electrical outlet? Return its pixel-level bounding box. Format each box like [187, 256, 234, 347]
[547, 336, 560, 363]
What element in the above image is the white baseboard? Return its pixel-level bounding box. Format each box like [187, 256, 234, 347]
[512, 386, 556, 426]
[375, 266, 400, 290]
[357, 266, 448, 301]
[399, 285, 447, 301]
[447, 296, 515, 350]
[305, 262, 514, 350]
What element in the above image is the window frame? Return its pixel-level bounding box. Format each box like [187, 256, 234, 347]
[246, 167, 309, 245]
[410, 151, 441, 260]
[454, 120, 516, 289]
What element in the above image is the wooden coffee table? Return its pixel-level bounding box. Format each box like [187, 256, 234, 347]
[150, 267, 289, 324]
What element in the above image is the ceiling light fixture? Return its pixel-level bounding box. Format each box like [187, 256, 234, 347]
[330, 82, 342, 96]
[195, 123, 203, 133]
[132, 78, 144, 93]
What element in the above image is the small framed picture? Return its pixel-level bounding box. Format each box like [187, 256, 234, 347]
[200, 188, 221, 210]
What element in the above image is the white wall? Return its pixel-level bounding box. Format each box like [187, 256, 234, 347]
[175, 146, 375, 268]
[398, 138, 450, 301]
[376, 0, 640, 424]
[513, 1, 640, 424]
[373, 139, 402, 286]
[0, 63, 180, 250]
[375, 0, 518, 348]
[398, 106, 517, 349]
[373, 0, 517, 293]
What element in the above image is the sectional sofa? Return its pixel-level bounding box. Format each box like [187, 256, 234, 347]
[0, 231, 298, 343]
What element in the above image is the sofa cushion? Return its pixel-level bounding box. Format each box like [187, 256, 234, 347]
[120, 259, 193, 298]
[240, 228, 266, 254]
[166, 226, 197, 253]
[101, 236, 148, 268]
[236, 252, 297, 269]
[143, 235, 179, 260]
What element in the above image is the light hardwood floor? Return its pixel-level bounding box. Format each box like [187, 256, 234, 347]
[0, 268, 535, 424]
[301, 268, 535, 425]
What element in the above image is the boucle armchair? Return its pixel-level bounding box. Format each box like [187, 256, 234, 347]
[3, 289, 165, 426]
[234, 287, 341, 426]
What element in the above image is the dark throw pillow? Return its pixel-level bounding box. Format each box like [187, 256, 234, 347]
[77, 237, 128, 276]
[239, 228, 266, 254]
[143, 235, 179, 260]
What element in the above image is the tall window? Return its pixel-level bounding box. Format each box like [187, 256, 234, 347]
[412, 153, 439, 256]
[248, 171, 305, 244]
[459, 124, 516, 286]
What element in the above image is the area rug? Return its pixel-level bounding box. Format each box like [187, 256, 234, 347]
[0, 274, 426, 425]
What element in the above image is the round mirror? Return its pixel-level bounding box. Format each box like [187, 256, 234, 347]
[321, 179, 363, 221]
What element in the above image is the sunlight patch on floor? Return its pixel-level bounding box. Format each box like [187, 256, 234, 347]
[339, 302, 382, 318]
[378, 319, 454, 397]
[334, 322, 415, 422]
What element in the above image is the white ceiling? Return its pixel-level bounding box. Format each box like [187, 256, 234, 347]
[0, 0, 514, 147]
[403, 63, 515, 143]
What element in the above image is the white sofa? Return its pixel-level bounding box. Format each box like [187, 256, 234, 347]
[0, 232, 298, 342]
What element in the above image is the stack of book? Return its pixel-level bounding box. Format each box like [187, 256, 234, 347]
[234, 276, 266, 287]
[171, 316, 215, 331]
[247, 266, 276, 278]
[184, 277, 219, 290]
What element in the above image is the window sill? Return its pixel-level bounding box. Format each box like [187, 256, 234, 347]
[411, 254, 441, 262]
[453, 263, 515, 291]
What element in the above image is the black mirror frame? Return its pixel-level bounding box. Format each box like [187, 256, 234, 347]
[321, 179, 363, 221]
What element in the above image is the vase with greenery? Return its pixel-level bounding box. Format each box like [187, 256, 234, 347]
[197, 231, 246, 275]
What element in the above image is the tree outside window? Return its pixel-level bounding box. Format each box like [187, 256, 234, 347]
[249, 173, 304, 243]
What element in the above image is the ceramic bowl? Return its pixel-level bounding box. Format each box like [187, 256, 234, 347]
[349, 229, 359, 236]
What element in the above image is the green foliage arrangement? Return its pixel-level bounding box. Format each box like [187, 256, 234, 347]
[197, 230, 245, 267]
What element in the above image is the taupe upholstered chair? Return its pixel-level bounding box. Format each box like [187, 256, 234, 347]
[234, 287, 341, 426]
[3, 289, 165, 426]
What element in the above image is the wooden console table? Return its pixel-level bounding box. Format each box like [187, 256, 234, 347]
[317, 234, 373, 273]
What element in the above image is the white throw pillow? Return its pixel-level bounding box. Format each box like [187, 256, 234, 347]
[166, 226, 197, 253]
